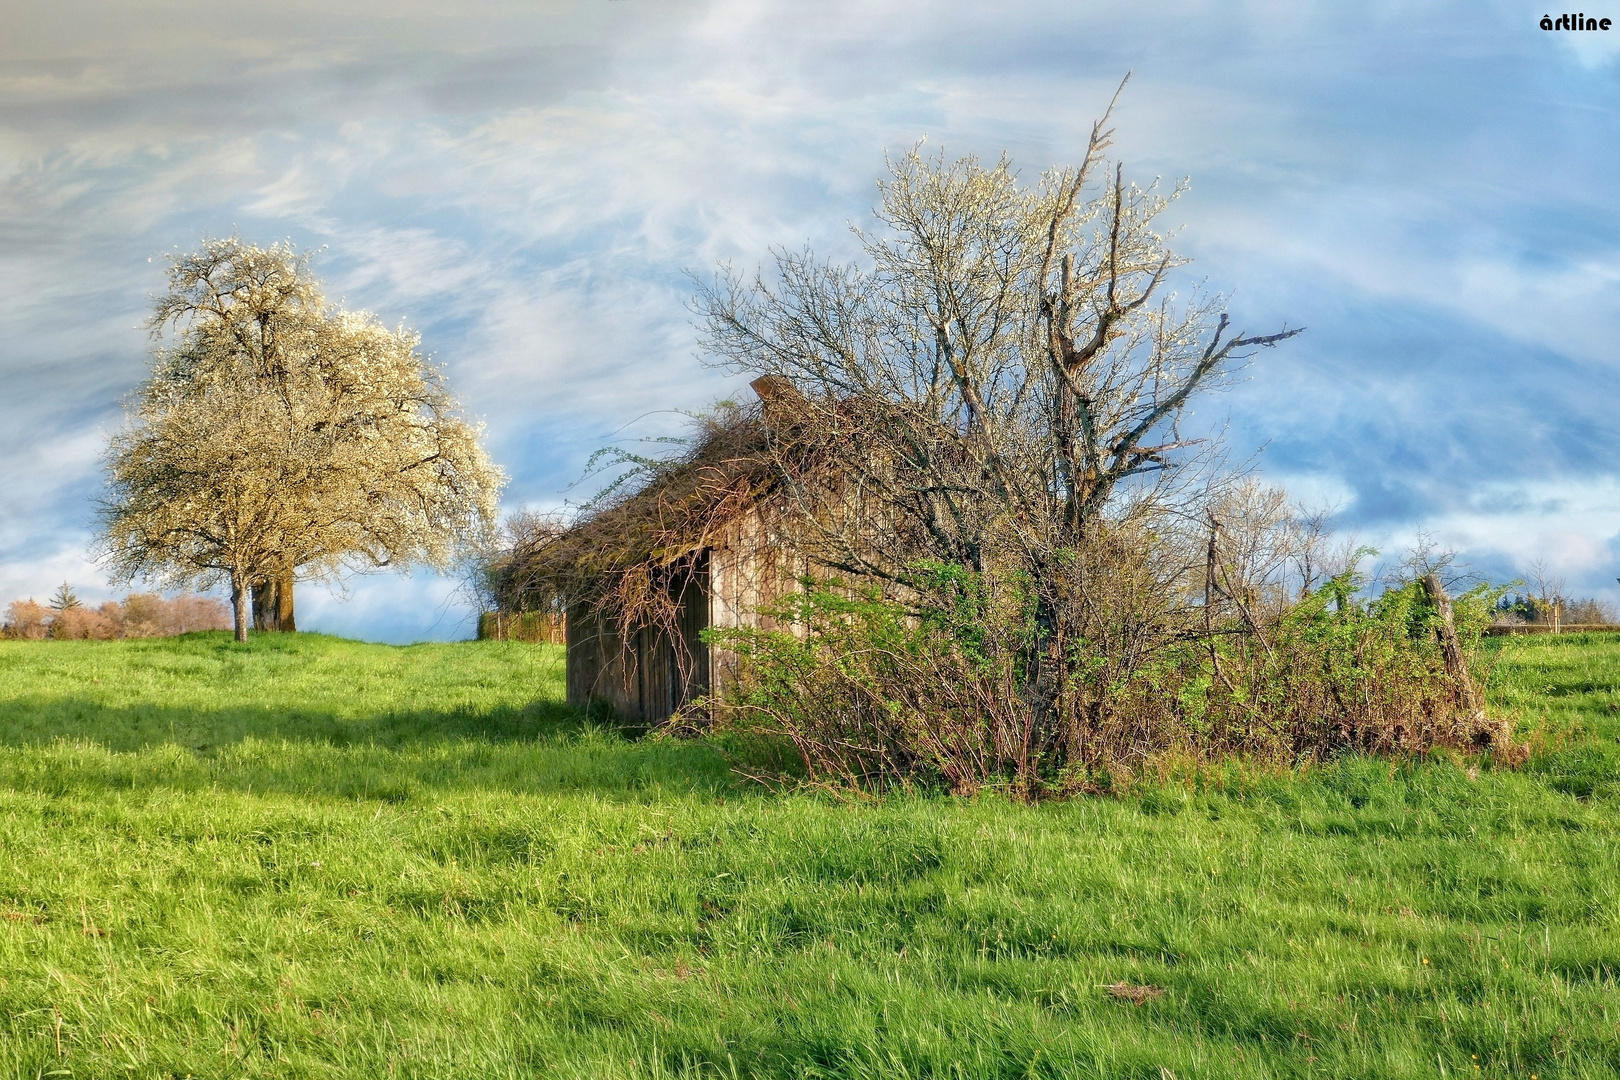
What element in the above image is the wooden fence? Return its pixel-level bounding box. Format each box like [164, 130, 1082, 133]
[477, 611, 566, 644]
[1484, 623, 1620, 636]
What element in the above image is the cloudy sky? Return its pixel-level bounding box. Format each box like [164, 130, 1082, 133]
[2, 0, 1616, 641]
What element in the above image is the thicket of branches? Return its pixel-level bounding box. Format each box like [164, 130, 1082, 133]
[709, 520, 1512, 796]
[1498, 595, 1616, 626]
[475, 406, 785, 637]
[490, 103, 1516, 795]
[1492, 560, 1617, 627]
[684, 108, 1513, 794]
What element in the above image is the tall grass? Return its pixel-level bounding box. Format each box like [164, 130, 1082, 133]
[0, 632, 1616, 1077]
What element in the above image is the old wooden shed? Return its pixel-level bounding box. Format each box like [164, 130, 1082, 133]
[502, 378, 809, 723]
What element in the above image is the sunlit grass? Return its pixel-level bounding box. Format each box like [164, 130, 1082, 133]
[0, 631, 1615, 1078]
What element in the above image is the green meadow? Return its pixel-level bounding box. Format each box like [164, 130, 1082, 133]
[0, 631, 1617, 1079]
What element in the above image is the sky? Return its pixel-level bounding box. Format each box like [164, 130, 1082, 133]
[1, 0, 1617, 642]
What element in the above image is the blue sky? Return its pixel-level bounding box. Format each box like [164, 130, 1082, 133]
[2, 0, 1617, 641]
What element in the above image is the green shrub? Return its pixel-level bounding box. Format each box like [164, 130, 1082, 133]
[707, 563, 1515, 797]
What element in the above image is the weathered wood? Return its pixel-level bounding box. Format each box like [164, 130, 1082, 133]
[676, 549, 712, 703]
[566, 602, 638, 718]
[1422, 572, 1482, 716]
[564, 550, 717, 724]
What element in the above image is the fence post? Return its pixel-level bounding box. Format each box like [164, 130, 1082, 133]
[1422, 573, 1482, 717]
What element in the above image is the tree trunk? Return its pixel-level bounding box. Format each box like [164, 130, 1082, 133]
[251, 569, 297, 632]
[1421, 572, 1481, 716]
[231, 574, 249, 643]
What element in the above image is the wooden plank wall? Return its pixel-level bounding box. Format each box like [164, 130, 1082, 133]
[564, 549, 717, 724]
[708, 510, 805, 698]
[677, 549, 711, 703]
[565, 603, 638, 718]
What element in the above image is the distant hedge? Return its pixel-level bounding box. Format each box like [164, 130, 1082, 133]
[2, 593, 230, 640]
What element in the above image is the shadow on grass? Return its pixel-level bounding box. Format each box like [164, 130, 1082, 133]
[0, 696, 738, 803]
[0, 694, 589, 752]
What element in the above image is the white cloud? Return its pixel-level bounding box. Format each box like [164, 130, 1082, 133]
[0, 545, 114, 611]
[294, 571, 475, 644]
[1356, 476, 1620, 606]
[3, 0, 1619, 640]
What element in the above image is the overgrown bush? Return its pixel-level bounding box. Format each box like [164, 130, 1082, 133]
[476, 609, 566, 643]
[47, 603, 124, 640]
[534, 126, 1517, 796]
[707, 554, 1515, 797]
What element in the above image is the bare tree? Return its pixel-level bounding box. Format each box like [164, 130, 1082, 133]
[98, 237, 504, 640]
[1528, 558, 1567, 631]
[464, 509, 569, 615]
[694, 101, 1301, 756]
[1200, 481, 1361, 616]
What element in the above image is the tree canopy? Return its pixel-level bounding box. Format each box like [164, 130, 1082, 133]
[99, 238, 503, 641]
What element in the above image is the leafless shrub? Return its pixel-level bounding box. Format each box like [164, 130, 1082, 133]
[712, 518, 1512, 796]
[1488, 558, 1620, 628]
[126, 593, 231, 635]
[1563, 597, 1617, 624]
[489, 403, 794, 658]
[0, 592, 229, 640]
[1498, 591, 1616, 627]
[2, 600, 50, 640]
[477, 610, 565, 643]
[48, 604, 123, 640]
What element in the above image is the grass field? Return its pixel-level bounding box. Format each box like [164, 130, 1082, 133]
[0, 632, 1617, 1079]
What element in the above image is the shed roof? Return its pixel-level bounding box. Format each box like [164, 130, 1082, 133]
[495, 378, 811, 618]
